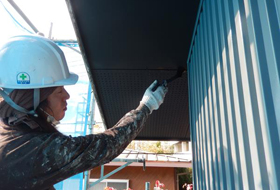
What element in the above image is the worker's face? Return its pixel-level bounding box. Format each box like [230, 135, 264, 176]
[46, 86, 70, 121]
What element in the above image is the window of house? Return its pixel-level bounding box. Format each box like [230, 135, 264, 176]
[88, 179, 129, 190]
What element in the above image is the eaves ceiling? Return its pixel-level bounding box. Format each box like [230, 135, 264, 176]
[66, 0, 200, 141]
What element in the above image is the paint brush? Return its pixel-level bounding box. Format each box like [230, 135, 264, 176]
[152, 66, 186, 91]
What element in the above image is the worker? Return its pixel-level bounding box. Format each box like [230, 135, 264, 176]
[0, 35, 168, 190]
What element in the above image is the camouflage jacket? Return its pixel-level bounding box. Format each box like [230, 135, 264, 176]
[0, 105, 150, 190]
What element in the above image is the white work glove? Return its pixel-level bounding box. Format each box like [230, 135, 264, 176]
[140, 80, 168, 114]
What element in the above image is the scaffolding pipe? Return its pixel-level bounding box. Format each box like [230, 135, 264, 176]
[101, 165, 104, 177]
[90, 158, 145, 188]
[48, 22, 53, 39]
[61, 42, 81, 54]
[89, 162, 132, 188]
[7, 0, 39, 33]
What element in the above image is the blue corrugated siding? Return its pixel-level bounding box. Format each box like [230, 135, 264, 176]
[187, 0, 280, 189]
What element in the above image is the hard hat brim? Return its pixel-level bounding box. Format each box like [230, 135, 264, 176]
[52, 72, 79, 87]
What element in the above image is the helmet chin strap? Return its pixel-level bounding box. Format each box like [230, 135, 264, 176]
[33, 88, 40, 115]
[39, 108, 60, 126]
[0, 88, 40, 117]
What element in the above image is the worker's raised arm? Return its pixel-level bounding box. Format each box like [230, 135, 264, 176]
[30, 81, 168, 189]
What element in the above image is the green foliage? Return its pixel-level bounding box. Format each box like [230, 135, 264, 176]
[127, 141, 174, 154]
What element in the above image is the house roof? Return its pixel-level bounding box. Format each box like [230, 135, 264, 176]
[65, 0, 201, 141]
[106, 149, 192, 168]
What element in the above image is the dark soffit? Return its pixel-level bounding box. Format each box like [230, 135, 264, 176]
[66, 0, 200, 141]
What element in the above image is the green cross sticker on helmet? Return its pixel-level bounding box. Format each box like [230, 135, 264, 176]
[17, 72, 30, 84]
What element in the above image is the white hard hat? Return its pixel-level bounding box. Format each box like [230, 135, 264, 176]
[0, 35, 78, 117]
[0, 35, 78, 89]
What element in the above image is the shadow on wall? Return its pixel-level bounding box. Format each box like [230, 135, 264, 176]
[189, 0, 278, 189]
[194, 145, 241, 190]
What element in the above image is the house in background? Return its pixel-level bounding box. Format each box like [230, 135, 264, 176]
[88, 148, 192, 190]
[173, 141, 192, 155]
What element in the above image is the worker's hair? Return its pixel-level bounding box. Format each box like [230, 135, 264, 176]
[0, 87, 60, 133]
[0, 87, 56, 118]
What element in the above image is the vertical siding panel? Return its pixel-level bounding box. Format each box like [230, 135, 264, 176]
[275, 0, 280, 26]
[197, 24, 208, 189]
[199, 6, 212, 189]
[192, 40, 199, 190]
[215, 0, 236, 188]
[238, 0, 271, 189]
[255, 0, 280, 141]
[224, 0, 250, 188]
[242, 0, 273, 188]
[228, 0, 256, 188]
[249, 0, 280, 188]
[223, 0, 246, 189]
[190, 46, 196, 190]
[210, 1, 228, 189]
[201, 1, 216, 189]
[265, 0, 280, 78]
[231, 0, 266, 189]
[198, 41, 207, 189]
[259, 0, 280, 135]
[219, 0, 243, 189]
[194, 59, 201, 190]
[194, 39, 203, 190]
[208, 0, 226, 189]
[205, 1, 220, 189]
[188, 0, 280, 189]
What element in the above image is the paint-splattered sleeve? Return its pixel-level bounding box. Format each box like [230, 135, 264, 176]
[31, 104, 150, 188]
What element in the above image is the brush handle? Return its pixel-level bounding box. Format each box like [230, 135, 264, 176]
[152, 67, 185, 91]
[151, 80, 167, 92]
